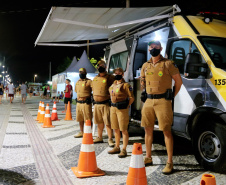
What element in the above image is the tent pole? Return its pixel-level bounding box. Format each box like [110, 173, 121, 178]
[126, 0, 130, 8]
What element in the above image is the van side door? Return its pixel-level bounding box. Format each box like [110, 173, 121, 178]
[167, 39, 207, 138]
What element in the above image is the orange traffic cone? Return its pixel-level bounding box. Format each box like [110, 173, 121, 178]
[126, 143, 147, 185]
[71, 120, 105, 178]
[35, 101, 42, 121]
[64, 101, 73, 120]
[200, 174, 216, 185]
[51, 101, 60, 121]
[38, 102, 45, 123]
[42, 103, 55, 128]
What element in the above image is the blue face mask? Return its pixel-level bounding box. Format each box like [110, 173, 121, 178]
[150, 48, 161, 57]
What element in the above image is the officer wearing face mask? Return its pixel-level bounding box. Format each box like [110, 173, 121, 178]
[91, 60, 115, 147]
[140, 40, 182, 174]
[108, 68, 134, 158]
[74, 68, 92, 138]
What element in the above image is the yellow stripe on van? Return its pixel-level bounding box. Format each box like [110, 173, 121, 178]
[210, 67, 226, 102]
[173, 15, 226, 106]
[188, 16, 226, 38]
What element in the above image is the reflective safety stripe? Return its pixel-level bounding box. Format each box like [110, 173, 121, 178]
[84, 126, 92, 133]
[45, 114, 51, 117]
[46, 107, 49, 110]
[52, 110, 57, 113]
[53, 104, 56, 108]
[81, 144, 94, 152]
[42, 104, 44, 107]
[130, 154, 145, 168]
[38, 110, 41, 112]
[41, 111, 45, 114]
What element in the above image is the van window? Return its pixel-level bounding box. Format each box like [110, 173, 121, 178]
[169, 39, 200, 74]
[198, 36, 226, 70]
[108, 51, 128, 73]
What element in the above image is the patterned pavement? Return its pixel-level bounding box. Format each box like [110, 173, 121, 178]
[0, 95, 225, 185]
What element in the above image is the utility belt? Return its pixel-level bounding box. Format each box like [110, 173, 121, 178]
[76, 97, 92, 104]
[111, 99, 129, 110]
[93, 99, 110, 105]
[147, 89, 173, 100]
[147, 93, 166, 99]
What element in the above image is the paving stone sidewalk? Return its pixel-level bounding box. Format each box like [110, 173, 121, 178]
[0, 96, 225, 185]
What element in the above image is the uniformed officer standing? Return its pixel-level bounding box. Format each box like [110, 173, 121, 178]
[92, 60, 115, 147]
[74, 68, 92, 138]
[140, 40, 182, 174]
[108, 68, 134, 158]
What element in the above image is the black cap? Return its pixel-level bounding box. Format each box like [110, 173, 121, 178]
[148, 40, 161, 46]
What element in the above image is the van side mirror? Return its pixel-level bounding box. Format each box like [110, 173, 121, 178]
[184, 53, 208, 78]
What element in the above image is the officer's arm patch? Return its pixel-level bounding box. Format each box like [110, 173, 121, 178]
[125, 84, 132, 91]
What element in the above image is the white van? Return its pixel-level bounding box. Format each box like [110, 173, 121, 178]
[104, 13, 226, 173]
[35, 5, 226, 173]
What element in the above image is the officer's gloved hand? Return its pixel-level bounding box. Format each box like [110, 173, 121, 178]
[141, 89, 147, 103]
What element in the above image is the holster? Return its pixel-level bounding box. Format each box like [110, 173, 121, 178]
[165, 89, 173, 100]
[140, 89, 147, 103]
[85, 97, 92, 104]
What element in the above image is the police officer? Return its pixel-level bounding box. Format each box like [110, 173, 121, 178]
[92, 60, 115, 147]
[74, 68, 92, 138]
[108, 68, 134, 158]
[140, 40, 182, 174]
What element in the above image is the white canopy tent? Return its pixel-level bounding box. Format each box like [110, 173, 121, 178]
[54, 50, 97, 99]
[35, 5, 180, 47]
[63, 56, 78, 73]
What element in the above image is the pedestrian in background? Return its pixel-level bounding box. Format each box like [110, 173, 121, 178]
[0, 83, 4, 104]
[108, 68, 134, 158]
[5, 84, 8, 100]
[29, 87, 33, 98]
[18, 86, 21, 95]
[63, 79, 72, 113]
[8, 82, 15, 103]
[51, 91, 60, 103]
[47, 85, 50, 99]
[42, 86, 47, 99]
[20, 82, 27, 104]
[14, 87, 17, 97]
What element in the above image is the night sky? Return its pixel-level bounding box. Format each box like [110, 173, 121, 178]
[0, 0, 224, 85]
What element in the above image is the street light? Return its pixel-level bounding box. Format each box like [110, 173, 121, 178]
[34, 74, 37, 83]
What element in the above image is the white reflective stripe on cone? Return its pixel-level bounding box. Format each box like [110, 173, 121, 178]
[41, 111, 45, 114]
[81, 144, 94, 152]
[45, 114, 51, 118]
[130, 154, 145, 168]
[42, 104, 44, 107]
[84, 126, 92, 133]
[38, 110, 41, 112]
[52, 110, 57, 113]
[53, 104, 56, 108]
